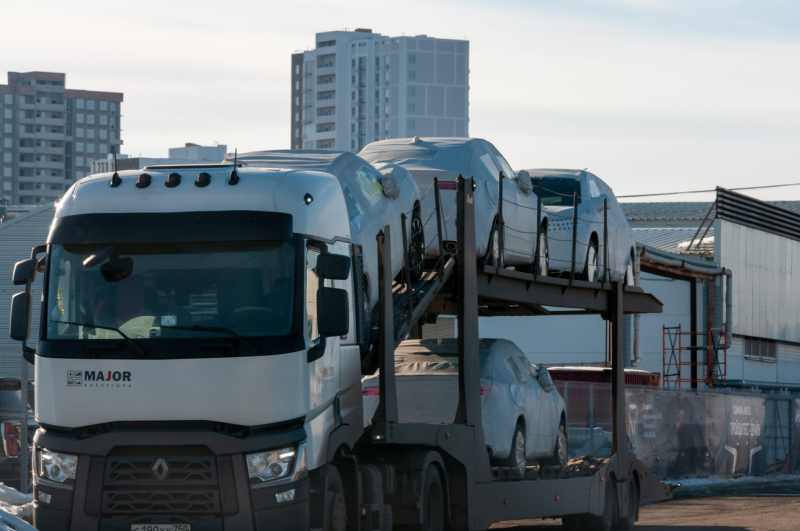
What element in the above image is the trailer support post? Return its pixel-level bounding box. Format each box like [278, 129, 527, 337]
[372, 228, 398, 431]
[610, 280, 629, 466]
[434, 177, 445, 278]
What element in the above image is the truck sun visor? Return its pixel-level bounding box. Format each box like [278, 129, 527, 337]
[48, 211, 293, 244]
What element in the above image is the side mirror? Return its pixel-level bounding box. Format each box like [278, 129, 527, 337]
[316, 254, 351, 281]
[595, 194, 611, 212]
[12, 259, 37, 286]
[317, 287, 349, 337]
[9, 292, 32, 341]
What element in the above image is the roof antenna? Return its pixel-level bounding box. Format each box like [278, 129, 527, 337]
[228, 149, 240, 185]
[110, 148, 121, 187]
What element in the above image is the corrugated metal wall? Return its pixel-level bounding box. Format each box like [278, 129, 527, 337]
[0, 204, 55, 379]
[717, 219, 800, 343]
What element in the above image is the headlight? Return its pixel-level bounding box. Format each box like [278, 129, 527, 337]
[38, 449, 78, 483]
[246, 447, 296, 483]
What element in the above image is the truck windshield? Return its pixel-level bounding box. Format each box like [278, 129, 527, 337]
[46, 240, 296, 341]
[531, 177, 582, 207]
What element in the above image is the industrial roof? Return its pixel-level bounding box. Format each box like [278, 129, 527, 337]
[622, 200, 800, 221]
[632, 227, 714, 256]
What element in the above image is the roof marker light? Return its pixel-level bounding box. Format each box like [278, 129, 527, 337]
[196, 172, 211, 187]
[135, 173, 152, 189]
[304, 193, 313, 205]
[165, 172, 182, 188]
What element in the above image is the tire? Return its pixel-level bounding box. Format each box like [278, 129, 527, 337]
[580, 240, 599, 282]
[535, 228, 549, 276]
[502, 422, 526, 479]
[409, 207, 425, 282]
[585, 478, 615, 531]
[543, 421, 568, 467]
[322, 465, 347, 531]
[614, 480, 638, 530]
[420, 464, 444, 531]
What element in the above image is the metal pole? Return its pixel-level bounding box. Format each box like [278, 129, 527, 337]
[434, 177, 445, 278]
[372, 227, 398, 430]
[603, 197, 608, 283]
[400, 213, 414, 330]
[535, 181, 542, 279]
[497, 172, 504, 268]
[611, 280, 629, 464]
[570, 192, 578, 285]
[20, 361, 27, 494]
[589, 382, 595, 450]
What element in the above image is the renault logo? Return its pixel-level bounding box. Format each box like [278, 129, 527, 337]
[152, 458, 170, 481]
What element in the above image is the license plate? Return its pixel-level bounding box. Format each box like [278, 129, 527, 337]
[131, 525, 190, 531]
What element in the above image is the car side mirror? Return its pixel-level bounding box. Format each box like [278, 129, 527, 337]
[12, 259, 37, 286]
[316, 254, 351, 281]
[317, 287, 349, 337]
[9, 292, 32, 342]
[595, 194, 611, 212]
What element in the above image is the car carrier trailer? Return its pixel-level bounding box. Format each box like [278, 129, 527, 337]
[8, 164, 673, 530]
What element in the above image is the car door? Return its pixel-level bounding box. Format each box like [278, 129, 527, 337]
[497, 154, 536, 265]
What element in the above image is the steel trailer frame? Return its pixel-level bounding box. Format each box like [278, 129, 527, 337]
[367, 177, 673, 530]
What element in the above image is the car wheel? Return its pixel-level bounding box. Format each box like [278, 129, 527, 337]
[580, 241, 599, 282]
[535, 228, 549, 276]
[614, 480, 638, 530]
[489, 222, 502, 267]
[503, 423, 526, 479]
[548, 421, 569, 467]
[408, 207, 425, 282]
[419, 464, 444, 531]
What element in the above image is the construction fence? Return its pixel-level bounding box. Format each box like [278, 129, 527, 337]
[556, 380, 795, 479]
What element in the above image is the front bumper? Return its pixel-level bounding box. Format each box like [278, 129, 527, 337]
[33, 424, 309, 531]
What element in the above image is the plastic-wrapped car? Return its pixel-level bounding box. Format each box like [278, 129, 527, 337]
[361, 339, 567, 478]
[360, 138, 549, 273]
[524, 169, 636, 282]
[227, 150, 424, 353]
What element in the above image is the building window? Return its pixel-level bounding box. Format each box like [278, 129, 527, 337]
[110, 117, 116, 129]
[385, 72, 390, 82]
[352, 140, 356, 149]
[408, 119, 415, 129]
[3, 153, 10, 163]
[351, 123, 356, 132]
[76, 99, 84, 109]
[3, 94, 11, 104]
[744, 337, 776, 360]
[76, 156, 84, 166]
[408, 103, 416, 113]
[3, 182, 10, 191]
[3, 124, 11, 133]
[408, 87, 416, 97]
[295, 112, 300, 122]
[3, 109, 11, 119]
[100, 101, 108, 111]
[87, 100, 95, 110]
[110, 102, 116, 113]
[385, 88, 389, 98]
[295, 65, 300, 74]
[99, 115, 107, 125]
[408, 71, 416, 81]
[87, 144, 95, 153]
[87, 129, 95, 139]
[408, 54, 416, 64]
[99, 130, 108, 140]
[352, 75, 356, 84]
[385, 56, 390, 66]
[100, 144, 108, 154]
[384, 105, 389, 114]
[76, 142, 84, 152]
[87, 115, 95, 125]
[295, 97, 300, 106]
[3, 138, 11, 148]
[76, 114, 84, 124]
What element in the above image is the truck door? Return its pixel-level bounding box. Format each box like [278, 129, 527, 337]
[306, 247, 340, 405]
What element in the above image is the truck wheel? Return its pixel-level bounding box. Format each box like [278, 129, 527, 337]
[502, 423, 526, 479]
[585, 479, 615, 531]
[580, 241, 599, 282]
[614, 480, 638, 530]
[420, 464, 444, 531]
[323, 465, 347, 531]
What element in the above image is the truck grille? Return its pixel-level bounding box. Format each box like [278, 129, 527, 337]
[102, 455, 220, 516]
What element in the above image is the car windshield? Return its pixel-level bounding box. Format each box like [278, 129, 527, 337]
[531, 177, 582, 207]
[46, 240, 296, 341]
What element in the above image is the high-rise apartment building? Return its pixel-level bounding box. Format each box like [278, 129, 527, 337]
[0, 71, 123, 204]
[291, 29, 469, 152]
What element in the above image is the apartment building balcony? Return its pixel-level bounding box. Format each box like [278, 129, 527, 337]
[19, 102, 35, 110]
[35, 132, 65, 140]
[19, 176, 66, 185]
[32, 161, 64, 170]
[110, 138, 123, 145]
[35, 85, 65, 94]
[19, 118, 36, 125]
[316, 66, 336, 77]
[35, 146, 63, 155]
[35, 103, 65, 112]
[315, 130, 336, 141]
[36, 117, 66, 127]
[316, 115, 335, 125]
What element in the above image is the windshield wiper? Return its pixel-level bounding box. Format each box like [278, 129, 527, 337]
[50, 320, 147, 356]
[160, 325, 262, 355]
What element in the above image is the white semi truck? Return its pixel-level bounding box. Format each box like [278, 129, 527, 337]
[9, 163, 673, 530]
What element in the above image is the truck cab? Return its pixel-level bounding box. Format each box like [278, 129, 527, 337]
[12, 164, 364, 530]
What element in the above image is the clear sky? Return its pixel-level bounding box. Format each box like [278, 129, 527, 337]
[4, 0, 799, 202]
